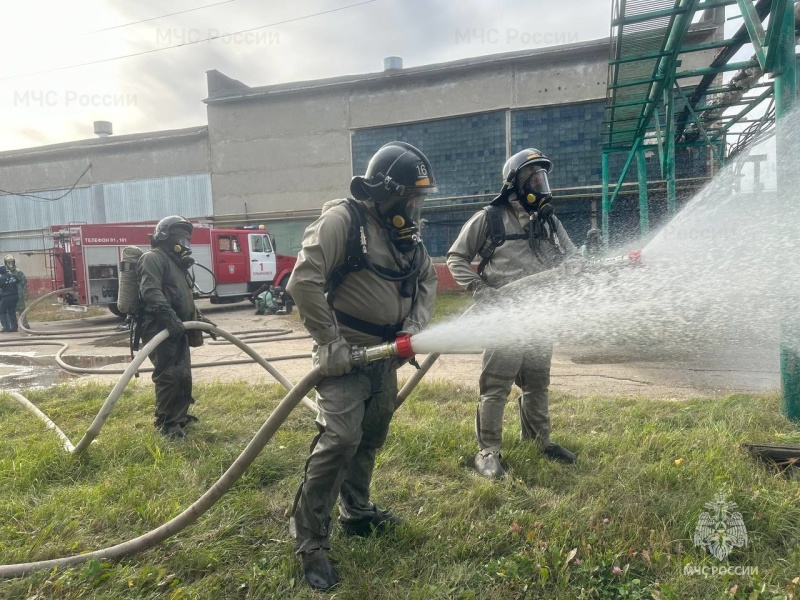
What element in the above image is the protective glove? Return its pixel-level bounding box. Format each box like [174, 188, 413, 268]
[471, 282, 497, 303]
[196, 309, 217, 340]
[316, 337, 353, 377]
[559, 255, 587, 277]
[165, 319, 186, 338]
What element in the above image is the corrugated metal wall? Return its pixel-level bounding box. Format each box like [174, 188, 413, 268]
[0, 173, 212, 252]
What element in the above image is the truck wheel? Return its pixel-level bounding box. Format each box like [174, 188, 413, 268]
[107, 303, 125, 318]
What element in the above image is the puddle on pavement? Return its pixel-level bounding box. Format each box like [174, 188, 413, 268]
[0, 353, 130, 390]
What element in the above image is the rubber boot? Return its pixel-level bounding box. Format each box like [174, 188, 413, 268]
[159, 423, 185, 440]
[300, 549, 338, 590]
[474, 450, 505, 479]
[340, 506, 405, 537]
[543, 443, 576, 464]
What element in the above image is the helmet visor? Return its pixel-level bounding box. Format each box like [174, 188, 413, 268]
[403, 193, 425, 223]
[168, 230, 192, 252]
[384, 192, 425, 226]
[519, 166, 552, 199]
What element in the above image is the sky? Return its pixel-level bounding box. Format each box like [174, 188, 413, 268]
[0, 1, 765, 153]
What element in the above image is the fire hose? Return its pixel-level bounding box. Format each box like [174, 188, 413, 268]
[12, 287, 313, 374]
[1, 253, 642, 577]
[0, 323, 419, 578]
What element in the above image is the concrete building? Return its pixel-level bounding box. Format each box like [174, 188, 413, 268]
[0, 19, 722, 290]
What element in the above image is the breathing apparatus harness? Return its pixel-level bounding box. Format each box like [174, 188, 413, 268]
[477, 175, 564, 277]
[127, 246, 204, 366]
[325, 198, 424, 342]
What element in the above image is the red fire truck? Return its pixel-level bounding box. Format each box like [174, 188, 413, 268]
[50, 222, 297, 315]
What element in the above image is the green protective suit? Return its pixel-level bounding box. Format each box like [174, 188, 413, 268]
[138, 247, 198, 430]
[255, 290, 277, 315]
[11, 268, 26, 313]
[446, 197, 576, 453]
[287, 198, 437, 554]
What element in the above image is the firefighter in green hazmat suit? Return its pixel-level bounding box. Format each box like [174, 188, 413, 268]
[286, 142, 438, 591]
[447, 148, 579, 479]
[138, 216, 205, 440]
[4, 255, 28, 329]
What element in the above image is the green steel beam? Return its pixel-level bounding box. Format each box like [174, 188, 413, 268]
[609, 127, 652, 135]
[698, 81, 773, 95]
[610, 51, 668, 66]
[774, 0, 799, 420]
[636, 147, 650, 235]
[653, 105, 665, 174]
[708, 86, 775, 138]
[675, 58, 760, 79]
[606, 98, 651, 109]
[606, 0, 627, 146]
[736, 0, 767, 68]
[603, 100, 757, 125]
[664, 70, 676, 213]
[630, 0, 699, 146]
[693, 100, 759, 112]
[673, 80, 724, 164]
[610, 37, 751, 65]
[612, 6, 689, 26]
[601, 153, 610, 244]
[603, 141, 723, 152]
[609, 77, 663, 90]
[763, 0, 788, 72]
[696, 0, 738, 7]
[607, 136, 642, 212]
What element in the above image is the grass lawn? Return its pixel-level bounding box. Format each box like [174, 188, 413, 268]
[2, 381, 800, 599]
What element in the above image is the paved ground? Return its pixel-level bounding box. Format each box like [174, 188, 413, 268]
[0, 299, 781, 399]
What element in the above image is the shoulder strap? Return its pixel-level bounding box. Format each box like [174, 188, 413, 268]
[484, 204, 505, 248]
[477, 203, 532, 277]
[325, 199, 366, 301]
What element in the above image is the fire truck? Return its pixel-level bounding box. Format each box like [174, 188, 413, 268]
[50, 222, 297, 315]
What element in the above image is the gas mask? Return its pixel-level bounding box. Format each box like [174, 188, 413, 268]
[4, 260, 14, 272]
[168, 230, 195, 269]
[379, 194, 424, 253]
[516, 166, 553, 217]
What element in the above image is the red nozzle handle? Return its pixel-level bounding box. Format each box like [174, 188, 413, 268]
[395, 333, 414, 358]
[628, 250, 642, 265]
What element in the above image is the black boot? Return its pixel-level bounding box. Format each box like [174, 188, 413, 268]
[300, 549, 337, 590]
[179, 414, 199, 428]
[543, 443, 576, 464]
[340, 506, 406, 537]
[158, 423, 185, 440]
[474, 450, 505, 478]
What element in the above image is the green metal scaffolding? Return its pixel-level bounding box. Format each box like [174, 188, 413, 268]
[602, 0, 800, 419]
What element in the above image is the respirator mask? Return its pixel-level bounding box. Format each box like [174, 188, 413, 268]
[379, 193, 424, 253]
[168, 230, 195, 269]
[516, 166, 554, 218]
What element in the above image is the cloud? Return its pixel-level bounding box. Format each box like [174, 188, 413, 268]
[0, 0, 613, 151]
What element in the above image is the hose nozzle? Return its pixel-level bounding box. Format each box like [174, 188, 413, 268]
[350, 333, 415, 367]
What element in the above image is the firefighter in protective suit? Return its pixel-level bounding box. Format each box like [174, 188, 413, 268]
[4, 255, 28, 329]
[287, 142, 438, 590]
[138, 216, 205, 440]
[447, 148, 579, 479]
